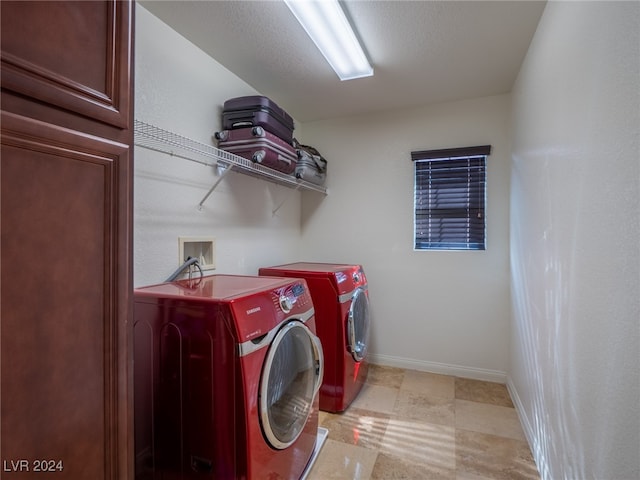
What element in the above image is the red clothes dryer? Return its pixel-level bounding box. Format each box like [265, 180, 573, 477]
[258, 263, 371, 413]
[134, 274, 324, 480]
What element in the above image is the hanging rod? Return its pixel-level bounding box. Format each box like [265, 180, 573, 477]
[133, 120, 328, 201]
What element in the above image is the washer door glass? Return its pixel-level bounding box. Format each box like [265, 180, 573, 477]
[347, 288, 370, 362]
[260, 321, 322, 450]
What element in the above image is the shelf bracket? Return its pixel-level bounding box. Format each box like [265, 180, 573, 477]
[198, 163, 234, 210]
[272, 184, 302, 216]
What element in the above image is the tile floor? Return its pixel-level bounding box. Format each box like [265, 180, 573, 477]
[306, 365, 540, 480]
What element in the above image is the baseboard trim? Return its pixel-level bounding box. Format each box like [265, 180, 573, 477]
[506, 377, 548, 480]
[368, 353, 507, 383]
[505, 377, 534, 441]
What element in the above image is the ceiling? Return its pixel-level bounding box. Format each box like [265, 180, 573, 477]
[140, 0, 546, 123]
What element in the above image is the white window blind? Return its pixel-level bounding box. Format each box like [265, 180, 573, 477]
[412, 145, 490, 250]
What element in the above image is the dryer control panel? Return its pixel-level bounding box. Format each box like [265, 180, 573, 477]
[334, 265, 367, 297]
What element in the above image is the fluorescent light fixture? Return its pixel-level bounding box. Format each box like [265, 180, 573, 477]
[284, 0, 373, 81]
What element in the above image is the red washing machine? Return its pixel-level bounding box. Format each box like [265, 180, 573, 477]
[134, 274, 324, 480]
[258, 263, 371, 413]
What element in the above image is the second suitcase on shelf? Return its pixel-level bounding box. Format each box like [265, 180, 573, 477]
[295, 148, 327, 185]
[215, 126, 297, 175]
[221, 95, 295, 145]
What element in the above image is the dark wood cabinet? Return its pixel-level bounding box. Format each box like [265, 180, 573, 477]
[1, 2, 133, 479]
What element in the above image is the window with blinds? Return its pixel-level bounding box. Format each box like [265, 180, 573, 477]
[412, 145, 491, 250]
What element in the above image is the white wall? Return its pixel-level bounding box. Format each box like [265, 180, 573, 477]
[509, 2, 640, 479]
[134, 4, 303, 287]
[300, 95, 513, 380]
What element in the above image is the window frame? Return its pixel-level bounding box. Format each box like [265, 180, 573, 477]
[412, 145, 491, 251]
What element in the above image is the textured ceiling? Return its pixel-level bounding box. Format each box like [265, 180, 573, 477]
[140, 0, 546, 123]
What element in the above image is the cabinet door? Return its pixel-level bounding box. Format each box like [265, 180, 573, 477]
[1, 111, 132, 479]
[1, 1, 133, 477]
[1, 0, 131, 128]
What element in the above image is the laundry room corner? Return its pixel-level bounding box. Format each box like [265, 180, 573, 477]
[134, 4, 305, 287]
[299, 95, 513, 381]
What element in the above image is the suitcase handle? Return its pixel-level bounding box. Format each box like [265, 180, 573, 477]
[251, 150, 292, 166]
[225, 110, 282, 127]
[225, 111, 254, 123]
[277, 154, 292, 165]
[224, 109, 293, 135]
[225, 109, 262, 128]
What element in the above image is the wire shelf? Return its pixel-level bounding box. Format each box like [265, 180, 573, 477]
[134, 120, 328, 196]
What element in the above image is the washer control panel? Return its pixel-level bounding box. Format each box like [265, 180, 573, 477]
[273, 282, 311, 314]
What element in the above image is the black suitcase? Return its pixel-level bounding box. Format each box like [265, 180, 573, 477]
[222, 95, 295, 144]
